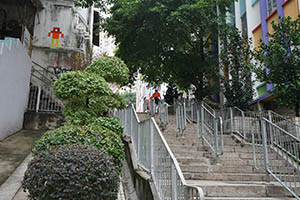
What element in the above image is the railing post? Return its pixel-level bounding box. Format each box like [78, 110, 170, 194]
[137, 121, 140, 161]
[214, 118, 219, 163]
[150, 120, 154, 174]
[261, 119, 270, 182]
[171, 163, 177, 200]
[197, 106, 200, 137]
[251, 120, 257, 169]
[200, 102, 204, 137]
[230, 108, 233, 134]
[35, 85, 42, 112]
[219, 116, 224, 154]
[130, 107, 133, 137]
[242, 110, 246, 139]
[268, 111, 274, 145]
[183, 102, 187, 129]
[124, 108, 128, 135]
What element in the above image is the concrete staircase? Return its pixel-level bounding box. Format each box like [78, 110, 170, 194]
[160, 115, 297, 200]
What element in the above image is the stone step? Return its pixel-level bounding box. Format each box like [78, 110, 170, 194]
[177, 157, 210, 165]
[169, 144, 201, 152]
[181, 164, 296, 174]
[184, 172, 267, 181]
[205, 197, 296, 200]
[173, 151, 208, 158]
[204, 152, 279, 160]
[186, 180, 297, 198]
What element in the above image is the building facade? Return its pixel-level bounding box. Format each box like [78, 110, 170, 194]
[234, 0, 300, 110]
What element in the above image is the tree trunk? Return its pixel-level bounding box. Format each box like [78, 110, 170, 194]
[194, 86, 203, 104]
[295, 103, 299, 117]
[86, 98, 89, 108]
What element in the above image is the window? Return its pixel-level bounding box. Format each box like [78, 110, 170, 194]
[267, 0, 277, 15]
[241, 13, 248, 38]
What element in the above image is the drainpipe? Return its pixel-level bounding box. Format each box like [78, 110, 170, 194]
[89, 5, 94, 49]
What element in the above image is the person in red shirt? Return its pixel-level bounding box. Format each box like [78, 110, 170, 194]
[152, 89, 161, 113]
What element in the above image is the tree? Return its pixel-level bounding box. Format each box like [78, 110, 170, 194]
[164, 85, 179, 105]
[121, 92, 136, 107]
[220, 26, 254, 110]
[54, 56, 128, 124]
[253, 16, 300, 116]
[103, 0, 234, 102]
[74, 0, 113, 10]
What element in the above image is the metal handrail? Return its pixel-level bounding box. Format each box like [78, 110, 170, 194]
[198, 102, 224, 163]
[32, 61, 57, 76]
[117, 105, 205, 200]
[203, 102, 216, 116]
[259, 118, 300, 199]
[176, 102, 187, 137]
[158, 101, 168, 127]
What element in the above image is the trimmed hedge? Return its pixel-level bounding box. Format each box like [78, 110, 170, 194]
[32, 124, 124, 169]
[23, 145, 120, 200]
[87, 117, 124, 136]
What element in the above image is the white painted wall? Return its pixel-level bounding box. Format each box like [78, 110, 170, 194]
[31, 0, 93, 75]
[0, 39, 32, 140]
[235, 1, 262, 99]
[246, 1, 262, 99]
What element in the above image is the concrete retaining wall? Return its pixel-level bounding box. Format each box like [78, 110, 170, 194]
[23, 112, 66, 130]
[0, 38, 32, 141]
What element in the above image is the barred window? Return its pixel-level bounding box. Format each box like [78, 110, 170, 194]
[241, 13, 248, 38]
[267, 0, 277, 15]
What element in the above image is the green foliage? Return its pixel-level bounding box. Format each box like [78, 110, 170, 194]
[74, 0, 115, 11]
[54, 71, 112, 101]
[23, 145, 119, 200]
[54, 56, 129, 124]
[87, 117, 124, 136]
[120, 92, 136, 106]
[60, 93, 126, 125]
[253, 16, 300, 116]
[103, 0, 234, 101]
[33, 125, 125, 169]
[220, 26, 254, 110]
[164, 85, 179, 105]
[86, 56, 129, 86]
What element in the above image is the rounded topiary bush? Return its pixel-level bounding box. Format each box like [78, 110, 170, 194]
[23, 144, 120, 200]
[85, 56, 129, 86]
[32, 125, 124, 169]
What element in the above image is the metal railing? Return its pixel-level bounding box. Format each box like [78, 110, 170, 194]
[150, 98, 155, 117]
[27, 84, 64, 113]
[221, 105, 300, 199]
[226, 108, 300, 142]
[185, 99, 197, 122]
[251, 118, 300, 199]
[117, 105, 205, 200]
[176, 102, 187, 137]
[27, 61, 64, 113]
[158, 101, 168, 128]
[197, 102, 224, 163]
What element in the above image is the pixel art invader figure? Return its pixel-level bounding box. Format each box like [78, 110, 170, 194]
[48, 27, 64, 47]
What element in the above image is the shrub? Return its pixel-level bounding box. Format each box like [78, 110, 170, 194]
[54, 71, 112, 101]
[85, 56, 129, 86]
[32, 125, 124, 169]
[23, 145, 120, 200]
[87, 117, 124, 136]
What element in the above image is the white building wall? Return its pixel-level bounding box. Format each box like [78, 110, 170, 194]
[31, 0, 93, 76]
[235, 2, 242, 32]
[0, 39, 32, 140]
[246, 1, 262, 99]
[246, 1, 260, 49]
[235, 1, 262, 99]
